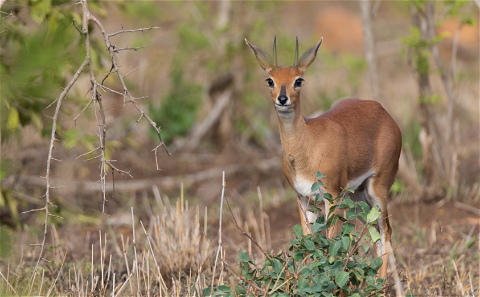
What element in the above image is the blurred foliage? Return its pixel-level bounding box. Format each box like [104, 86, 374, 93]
[0, 2, 83, 142]
[402, 0, 475, 101]
[145, 1, 283, 145]
[401, 26, 445, 76]
[149, 69, 202, 144]
[0, 226, 14, 258]
[402, 120, 422, 157]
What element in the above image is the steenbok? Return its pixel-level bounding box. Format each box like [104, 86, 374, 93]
[245, 37, 402, 277]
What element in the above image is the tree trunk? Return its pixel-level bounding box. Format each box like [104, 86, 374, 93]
[360, 0, 381, 102]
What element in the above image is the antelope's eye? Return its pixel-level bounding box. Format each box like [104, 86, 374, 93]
[265, 78, 274, 88]
[294, 78, 304, 89]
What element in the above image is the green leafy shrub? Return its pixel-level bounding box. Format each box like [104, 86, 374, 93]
[205, 171, 390, 297]
[148, 70, 202, 144]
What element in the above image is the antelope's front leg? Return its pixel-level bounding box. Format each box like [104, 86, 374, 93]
[297, 194, 319, 234]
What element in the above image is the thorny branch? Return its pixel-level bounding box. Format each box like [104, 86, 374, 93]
[26, 0, 168, 290]
[88, 14, 169, 156]
[27, 49, 89, 294]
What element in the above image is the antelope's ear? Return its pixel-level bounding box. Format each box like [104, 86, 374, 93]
[245, 38, 274, 73]
[298, 37, 323, 72]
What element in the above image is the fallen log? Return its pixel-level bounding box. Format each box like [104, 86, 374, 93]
[18, 157, 281, 193]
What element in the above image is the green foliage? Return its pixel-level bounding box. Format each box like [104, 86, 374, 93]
[0, 2, 84, 141]
[444, 0, 470, 17]
[341, 54, 367, 89]
[401, 27, 444, 76]
[205, 171, 388, 297]
[149, 70, 202, 144]
[0, 226, 14, 258]
[147, 20, 210, 144]
[390, 178, 406, 195]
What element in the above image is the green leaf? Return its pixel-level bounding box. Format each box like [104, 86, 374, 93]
[341, 236, 351, 250]
[335, 271, 349, 288]
[240, 261, 249, 274]
[293, 224, 304, 238]
[237, 251, 254, 264]
[203, 287, 214, 296]
[311, 182, 321, 192]
[340, 197, 355, 209]
[298, 277, 309, 289]
[217, 285, 232, 293]
[272, 258, 283, 274]
[300, 267, 312, 277]
[368, 226, 381, 243]
[362, 243, 370, 253]
[316, 171, 326, 178]
[357, 201, 370, 213]
[326, 213, 339, 228]
[346, 209, 357, 220]
[324, 281, 335, 291]
[357, 212, 367, 222]
[329, 255, 336, 264]
[329, 240, 342, 256]
[372, 257, 383, 270]
[305, 240, 315, 250]
[294, 249, 305, 261]
[234, 285, 246, 295]
[367, 206, 381, 223]
[341, 222, 355, 235]
[323, 192, 334, 203]
[312, 223, 324, 233]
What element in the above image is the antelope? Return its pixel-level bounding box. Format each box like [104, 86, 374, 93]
[245, 37, 402, 277]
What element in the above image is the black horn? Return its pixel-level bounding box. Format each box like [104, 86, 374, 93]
[293, 36, 299, 67]
[273, 35, 277, 67]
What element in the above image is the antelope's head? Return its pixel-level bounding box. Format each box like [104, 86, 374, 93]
[245, 37, 323, 115]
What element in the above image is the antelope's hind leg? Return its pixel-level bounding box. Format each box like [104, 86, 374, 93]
[365, 177, 393, 278]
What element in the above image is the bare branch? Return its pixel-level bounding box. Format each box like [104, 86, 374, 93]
[108, 26, 160, 37]
[132, 113, 144, 129]
[26, 2, 169, 280]
[113, 46, 146, 53]
[88, 14, 170, 156]
[73, 98, 93, 125]
[75, 146, 101, 160]
[122, 66, 138, 78]
[29, 56, 89, 287]
[106, 161, 133, 179]
[21, 207, 47, 215]
[1, 11, 17, 22]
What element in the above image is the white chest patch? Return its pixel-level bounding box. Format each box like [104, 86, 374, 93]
[294, 176, 323, 198]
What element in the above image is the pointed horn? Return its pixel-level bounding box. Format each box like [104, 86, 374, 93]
[294, 36, 299, 67]
[273, 35, 277, 67]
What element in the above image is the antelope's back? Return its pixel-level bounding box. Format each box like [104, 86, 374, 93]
[310, 98, 402, 175]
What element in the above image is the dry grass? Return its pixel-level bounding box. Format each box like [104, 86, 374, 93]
[1, 180, 478, 296]
[0, 184, 218, 297]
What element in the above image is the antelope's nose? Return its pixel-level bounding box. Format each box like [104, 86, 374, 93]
[278, 95, 288, 105]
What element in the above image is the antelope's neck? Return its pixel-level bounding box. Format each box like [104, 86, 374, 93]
[277, 107, 308, 155]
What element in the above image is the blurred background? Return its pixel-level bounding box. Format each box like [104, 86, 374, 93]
[0, 0, 479, 295]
